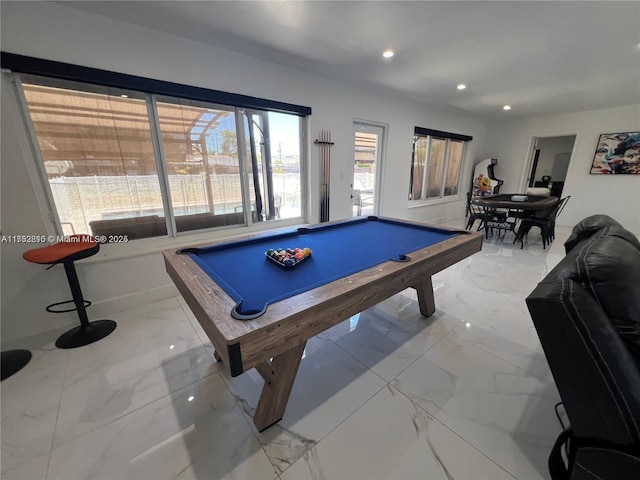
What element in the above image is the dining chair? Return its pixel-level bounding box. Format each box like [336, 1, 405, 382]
[467, 191, 511, 235]
[484, 208, 519, 239]
[466, 192, 486, 231]
[515, 196, 570, 249]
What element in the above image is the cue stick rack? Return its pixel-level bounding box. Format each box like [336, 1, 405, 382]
[315, 130, 334, 223]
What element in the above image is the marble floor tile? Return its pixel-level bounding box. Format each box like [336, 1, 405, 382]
[431, 282, 492, 321]
[219, 334, 387, 473]
[392, 334, 561, 479]
[450, 290, 554, 380]
[456, 254, 525, 292]
[59, 297, 199, 379]
[498, 267, 549, 297]
[1, 346, 67, 474]
[0, 453, 50, 480]
[281, 384, 515, 480]
[52, 298, 217, 447]
[46, 373, 277, 480]
[322, 295, 459, 382]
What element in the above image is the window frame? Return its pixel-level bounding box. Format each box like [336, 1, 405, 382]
[2, 52, 310, 247]
[409, 127, 472, 204]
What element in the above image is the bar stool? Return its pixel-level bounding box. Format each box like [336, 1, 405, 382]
[23, 235, 116, 349]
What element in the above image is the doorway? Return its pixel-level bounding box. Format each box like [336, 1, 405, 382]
[527, 135, 576, 198]
[352, 122, 385, 217]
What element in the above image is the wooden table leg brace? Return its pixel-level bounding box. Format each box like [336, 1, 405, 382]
[253, 341, 307, 431]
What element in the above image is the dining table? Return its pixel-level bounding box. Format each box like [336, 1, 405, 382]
[471, 193, 558, 241]
[471, 193, 558, 212]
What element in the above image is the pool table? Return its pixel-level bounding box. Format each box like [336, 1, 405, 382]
[163, 216, 483, 431]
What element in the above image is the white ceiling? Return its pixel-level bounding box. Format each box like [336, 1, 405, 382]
[65, 1, 640, 121]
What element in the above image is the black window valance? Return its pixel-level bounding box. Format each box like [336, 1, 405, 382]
[414, 126, 472, 142]
[1, 52, 311, 116]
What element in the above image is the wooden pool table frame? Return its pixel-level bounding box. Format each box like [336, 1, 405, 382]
[163, 217, 483, 431]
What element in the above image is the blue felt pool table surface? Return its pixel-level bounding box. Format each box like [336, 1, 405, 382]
[178, 216, 461, 319]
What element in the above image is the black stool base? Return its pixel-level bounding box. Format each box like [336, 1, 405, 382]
[1, 349, 32, 381]
[55, 320, 117, 349]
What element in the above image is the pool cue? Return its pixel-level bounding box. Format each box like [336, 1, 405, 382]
[315, 130, 334, 223]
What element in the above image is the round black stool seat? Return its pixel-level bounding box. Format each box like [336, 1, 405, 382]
[1, 349, 32, 381]
[23, 235, 117, 349]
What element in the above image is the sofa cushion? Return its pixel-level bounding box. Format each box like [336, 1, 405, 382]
[555, 225, 640, 361]
[565, 214, 640, 253]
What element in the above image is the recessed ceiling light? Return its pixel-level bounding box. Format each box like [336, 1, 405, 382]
[503, 105, 512, 111]
[457, 84, 467, 90]
[382, 49, 394, 58]
[120, 94, 129, 98]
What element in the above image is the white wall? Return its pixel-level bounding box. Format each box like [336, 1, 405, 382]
[0, 2, 487, 344]
[481, 104, 640, 232]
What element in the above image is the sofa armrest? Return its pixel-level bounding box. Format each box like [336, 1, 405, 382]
[526, 278, 640, 446]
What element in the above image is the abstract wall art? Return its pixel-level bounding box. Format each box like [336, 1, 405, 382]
[590, 132, 640, 174]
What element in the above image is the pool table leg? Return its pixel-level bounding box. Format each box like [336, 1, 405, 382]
[414, 276, 436, 317]
[253, 341, 307, 432]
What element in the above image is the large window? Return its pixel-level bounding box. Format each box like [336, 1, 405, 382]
[409, 127, 471, 201]
[155, 98, 245, 231]
[14, 72, 306, 241]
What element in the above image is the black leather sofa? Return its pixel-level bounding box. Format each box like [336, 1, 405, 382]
[526, 214, 640, 479]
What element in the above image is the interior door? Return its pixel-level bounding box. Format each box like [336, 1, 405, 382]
[352, 122, 384, 217]
[526, 135, 576, 196]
